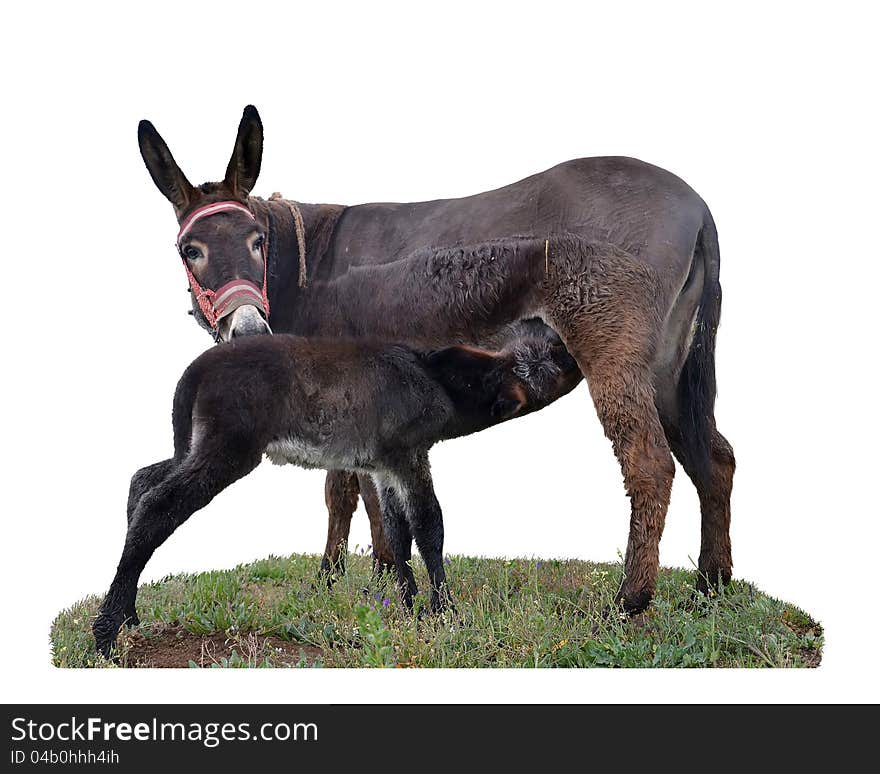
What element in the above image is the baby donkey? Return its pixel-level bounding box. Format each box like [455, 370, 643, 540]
[94, 331, 580, 656]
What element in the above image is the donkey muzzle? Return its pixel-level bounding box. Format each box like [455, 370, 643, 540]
[211, 279, 266, 321]
[212, 280, 272, 340]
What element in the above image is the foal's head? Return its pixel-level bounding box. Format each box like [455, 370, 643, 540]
[424, 334, 581, 423]
[138, 106, 271, 341]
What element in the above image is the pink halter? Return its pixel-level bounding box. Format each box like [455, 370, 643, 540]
[176, 201, 271, 329]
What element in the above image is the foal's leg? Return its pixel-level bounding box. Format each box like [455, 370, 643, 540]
[320, 470, 360, 580]
[357, 474, 396, 576]
[122, 459, 177, 625]
[127, 459, 175, 525]
[371, 474, 417, 610]
[93, 446, 262, 658]
[393, 454, 451, 614]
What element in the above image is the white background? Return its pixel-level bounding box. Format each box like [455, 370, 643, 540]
[2, 1, 877, 702]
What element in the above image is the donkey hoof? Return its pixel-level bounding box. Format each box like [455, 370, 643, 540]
[695, 567, 732, 596]
[371, 559, 395, 578]
[613, 588, 653, 615]
[316, 562, 344, 589]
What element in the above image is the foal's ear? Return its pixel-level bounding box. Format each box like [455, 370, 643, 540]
[224, 105, 263, 198]
[423, 346, 497, 379]
[138, 119, 195, 213]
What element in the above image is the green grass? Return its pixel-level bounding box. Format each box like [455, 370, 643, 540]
[51, 553, 822, 668]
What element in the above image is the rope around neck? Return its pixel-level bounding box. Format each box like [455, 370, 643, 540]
[269, 192, 308, 288]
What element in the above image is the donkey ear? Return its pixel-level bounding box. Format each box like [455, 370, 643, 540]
[224, 105, 263, 198]
[138, 120, 194, 212]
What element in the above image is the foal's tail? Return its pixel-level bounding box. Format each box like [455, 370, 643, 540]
[676, 210, 722, 485]
[172, 360, 203, 462]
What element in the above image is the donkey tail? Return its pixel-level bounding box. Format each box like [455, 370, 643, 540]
[172, 360, 204, 462]
[676, 209, 722, 485]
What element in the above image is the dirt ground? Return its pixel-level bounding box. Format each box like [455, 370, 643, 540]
[122, 627, 324, 668]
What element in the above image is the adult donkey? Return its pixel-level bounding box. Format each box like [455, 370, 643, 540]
[137, 105, 735, 611]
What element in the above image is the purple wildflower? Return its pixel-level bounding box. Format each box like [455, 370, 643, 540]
[382, 598, 390, 607]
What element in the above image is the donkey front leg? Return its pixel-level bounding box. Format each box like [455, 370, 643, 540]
[319, 470, 360, 580]
[93, 448, 262, 658]
[319, 472, 395, 582]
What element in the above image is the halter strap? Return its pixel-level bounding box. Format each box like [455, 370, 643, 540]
[177, 201, 255, 246]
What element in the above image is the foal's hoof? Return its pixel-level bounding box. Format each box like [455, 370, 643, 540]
[92, 616, 120, 661]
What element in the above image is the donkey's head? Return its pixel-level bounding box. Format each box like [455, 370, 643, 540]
[138, 106, 272, 341]
[424, 333, 581, 425]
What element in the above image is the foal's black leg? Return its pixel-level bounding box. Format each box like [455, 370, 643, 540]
[127, 459, 176, 525]
[394, 454, 452, 614]
[372, 474, 417, 610]
[121, 458, 177, 626]
[358, 474, 396, 578]
[93, 447, 262, 659]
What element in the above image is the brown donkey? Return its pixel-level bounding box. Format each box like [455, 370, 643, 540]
[288, 235, 734, 609]
[137, 106, 735, 607]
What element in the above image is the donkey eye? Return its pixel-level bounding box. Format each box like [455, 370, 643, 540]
[182, 245, 201, 261]
[253, 236, 265, 251]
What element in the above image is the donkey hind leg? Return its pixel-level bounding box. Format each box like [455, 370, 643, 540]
[93, 447, 262, 658]
[319, 470, 360, 581]
[587, 363, 675, 613]
[662, 420, 735, 594]
[371, 474, 417, 610]
[357, 473, 396, 577]
[391, 454, 452, 614]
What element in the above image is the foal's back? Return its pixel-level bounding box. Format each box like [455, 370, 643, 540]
[174, 336, 453, 468]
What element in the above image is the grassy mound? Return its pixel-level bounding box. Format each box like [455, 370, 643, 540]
[51, 554, 822, 668]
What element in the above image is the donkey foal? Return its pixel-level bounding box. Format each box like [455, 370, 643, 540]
[93, 333, 579, 657]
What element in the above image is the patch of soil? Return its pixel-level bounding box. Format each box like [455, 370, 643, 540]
[781, 612, 823, 668]
[122, 627, 324, 668]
